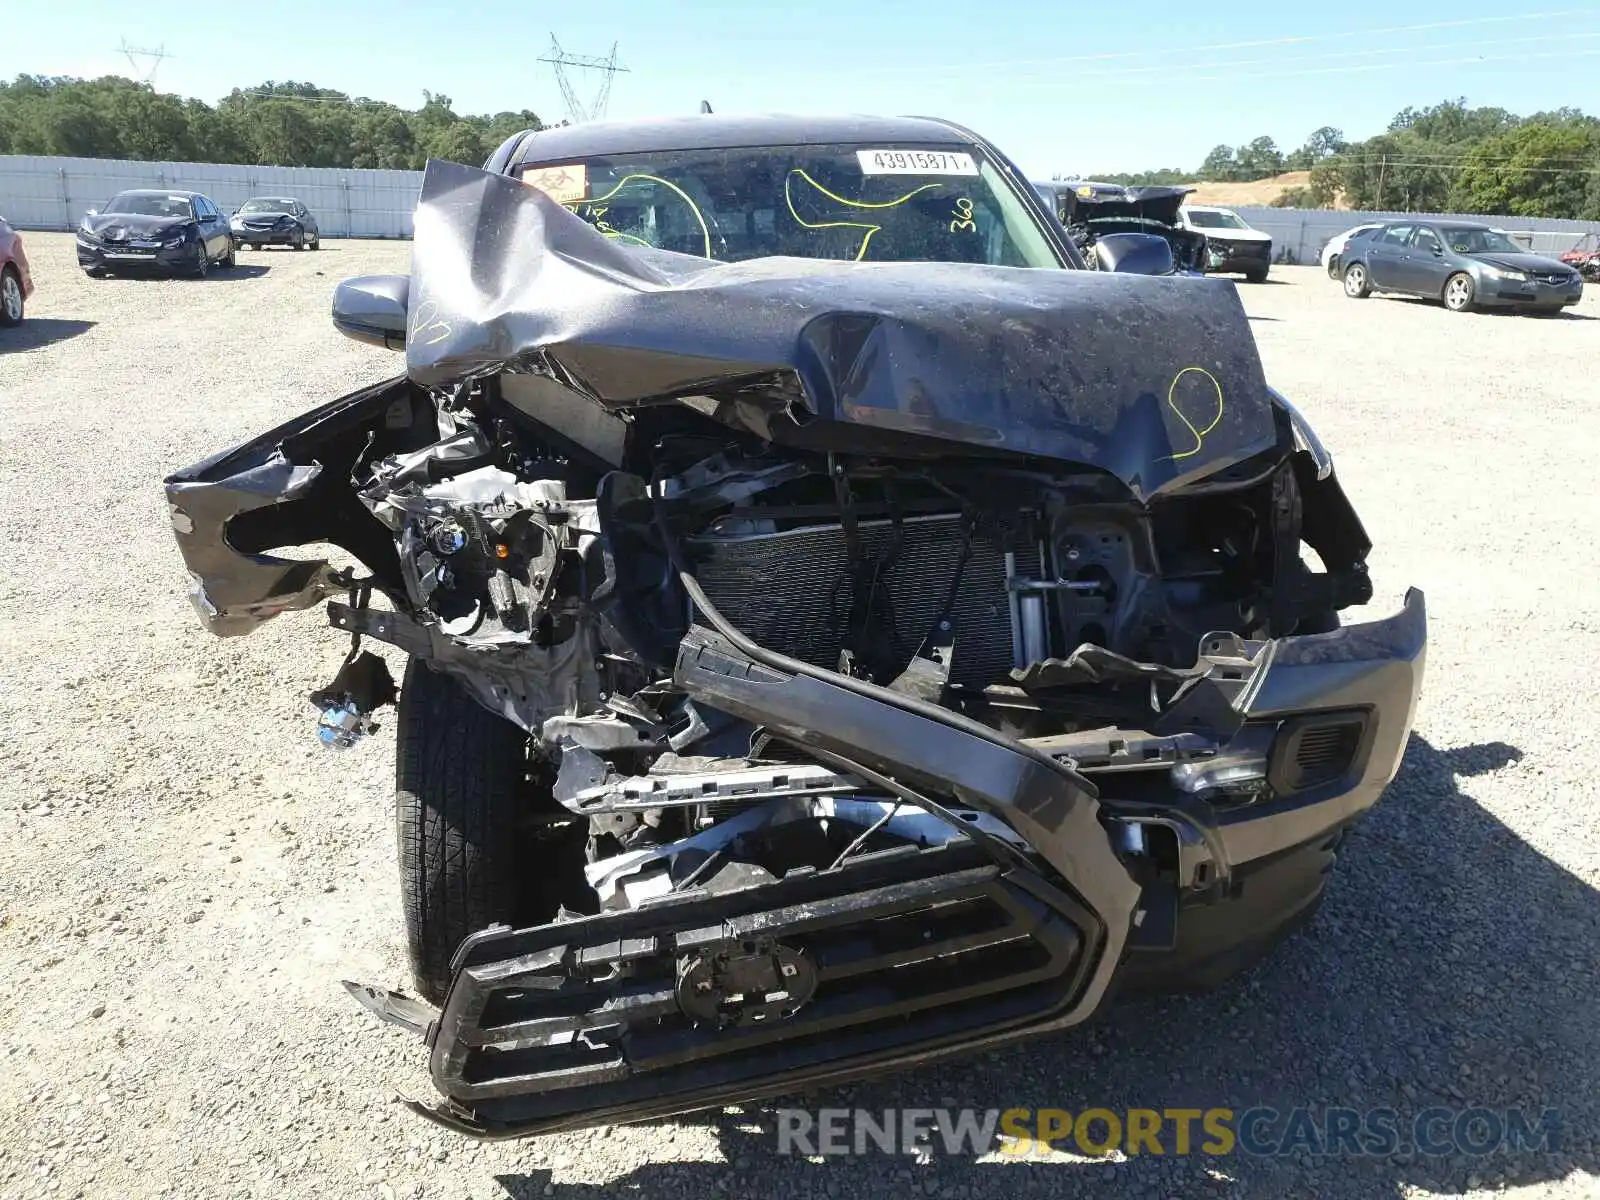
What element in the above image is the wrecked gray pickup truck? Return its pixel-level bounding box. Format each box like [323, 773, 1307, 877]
[163, 115, 1424, 1140]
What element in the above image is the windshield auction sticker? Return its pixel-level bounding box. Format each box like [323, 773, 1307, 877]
[857, 149, 979, 176]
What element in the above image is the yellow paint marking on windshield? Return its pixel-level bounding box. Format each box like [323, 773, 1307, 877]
[1161, 367, 1225, 462]
[564, 173, 713, 259]
[783, 169, 943, 262]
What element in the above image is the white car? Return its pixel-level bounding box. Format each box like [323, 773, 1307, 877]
[1321, 223, 1384, 278]
[1176, 205, 1274, 282]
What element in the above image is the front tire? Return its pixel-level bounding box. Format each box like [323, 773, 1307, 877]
[1326, 255, 1341, 279]
[1443, 272, 1476, 312]
[190, 242, 209, 280]
[1342, 262, 1371, 298]
[1246, 267, 1269, 284]
[0, 266, 23, 326]
[220, 240, 236, 270]
[395, 658, 534, 1005]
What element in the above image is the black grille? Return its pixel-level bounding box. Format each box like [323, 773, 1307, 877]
[688, 513, 1014, 687]
[1268, 712, 1367, 794]
[428, 842, 1091, 1130]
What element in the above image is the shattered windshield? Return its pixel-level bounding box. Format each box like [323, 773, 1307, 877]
[240, 199, 295, 214]
[103, 192, 194, 218]
[1445, 227, 1523, 255]
[517, 143, 1062, 268]
[1185, 210, 1250, 230]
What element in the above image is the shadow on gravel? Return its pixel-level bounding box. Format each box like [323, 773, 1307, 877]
[492, 734, 1597, 1200]
[205, 264, 271, 281]
[0, 317, 96, 351]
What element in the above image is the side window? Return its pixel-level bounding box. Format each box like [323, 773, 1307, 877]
[1379, 225, 1413, 246]
[1411, 228, 1441, 254]
[195, 197, 213, 219]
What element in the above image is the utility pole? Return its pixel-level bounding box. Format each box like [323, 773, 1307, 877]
[1375, 154, 1388, 211]
[538, 36, 628, 124]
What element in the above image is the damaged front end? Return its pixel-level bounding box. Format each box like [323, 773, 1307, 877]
[164, 159, 1424, 1138]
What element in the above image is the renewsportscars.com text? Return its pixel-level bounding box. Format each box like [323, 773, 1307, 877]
[775, 1106, 1563, 1159]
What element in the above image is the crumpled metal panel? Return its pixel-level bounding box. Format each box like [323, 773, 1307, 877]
[405, 159, 1280, 500]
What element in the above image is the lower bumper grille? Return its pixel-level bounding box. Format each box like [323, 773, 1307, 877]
[429, 842, 1093, 1132]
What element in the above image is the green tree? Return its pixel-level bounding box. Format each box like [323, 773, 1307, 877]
[1451, 123, 1599, 217]
[1199, 144, 1239, 181]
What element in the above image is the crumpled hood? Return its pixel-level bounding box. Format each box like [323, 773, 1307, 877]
[82, 212, 190, 239]
[1060, 183, 1194, 227]
[405, 159, 1280, 500]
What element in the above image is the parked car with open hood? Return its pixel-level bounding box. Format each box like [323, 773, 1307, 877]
[1037, 180, 1206, 275]
[1178, 204, 1273, 281]
[1340, 220, 1583, 313]
[0, 214, 34, 327]
[230, 196, 320, 251]
[76, 189, 236, 278]
[163, 113, 1424, 1141]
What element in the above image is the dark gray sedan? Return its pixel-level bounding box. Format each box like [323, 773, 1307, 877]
[1340, 220, 1582, 313]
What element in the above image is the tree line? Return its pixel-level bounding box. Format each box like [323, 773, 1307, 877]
[1082, 100, 1600, 220]
[0, 75, 547, 170]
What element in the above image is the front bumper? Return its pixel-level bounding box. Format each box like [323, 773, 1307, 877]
[372, 590, 1425, 1140]
[1481, 276, 1583, 307]
[233, 224, 300, 245]
[77, 236, 195, 272]
[1204, 239, 1273, 275]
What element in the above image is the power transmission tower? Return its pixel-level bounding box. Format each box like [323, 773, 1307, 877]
[118, 38, 172, 85]
[538, 36, 628, 124]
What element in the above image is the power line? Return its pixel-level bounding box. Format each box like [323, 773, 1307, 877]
[994, 28, 1600, 83]
[864, 6, 1600, 75]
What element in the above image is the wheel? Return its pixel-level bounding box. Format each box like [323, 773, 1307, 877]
[0, 266, 23, 327]
[293, 230, 306, 251]
[190, 241, 209, 279]
[1326, 255, 1341, 279]
[220, 240, 236, 270]
[1246, 267, 1269, 284]
[396, 658, 564, 1005]
[308, 230, 320, 251]
[249, 243, 261, 252]
[1443, 272, 1475, 312]
[1342, 262, 1370, 298]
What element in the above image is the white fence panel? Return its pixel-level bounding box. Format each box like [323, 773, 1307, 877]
[0, 154, 424, 238]
[1231, 205, 1600, 265]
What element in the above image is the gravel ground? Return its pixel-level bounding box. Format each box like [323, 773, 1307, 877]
[2, 236, 1597, 1200]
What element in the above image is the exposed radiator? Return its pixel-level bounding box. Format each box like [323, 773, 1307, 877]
[687, 513, 1014, 687]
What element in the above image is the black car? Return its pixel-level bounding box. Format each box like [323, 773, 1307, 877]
[76, 189, 235, 278]
[1036, 180, 1208, 275]
[1341, 220, 1583, 313]
[230, 196, 321, 251]
[162, 113, 1424, 1140]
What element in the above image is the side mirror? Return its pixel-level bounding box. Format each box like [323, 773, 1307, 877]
[1093, 232, 1178, 277]
[332, 274, 409, 351]
[1431, 245, 1444, 256]
[85, 208, 99, 217]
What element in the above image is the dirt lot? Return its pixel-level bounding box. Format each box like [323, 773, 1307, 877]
[2, 234, 1598, 1200]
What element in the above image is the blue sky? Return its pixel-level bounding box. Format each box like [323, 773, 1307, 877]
[7, 2, 1600, 174]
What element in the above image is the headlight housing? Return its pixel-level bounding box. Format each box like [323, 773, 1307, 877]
[164, 230, 189, 247]
[1482, 265, 1529, 282]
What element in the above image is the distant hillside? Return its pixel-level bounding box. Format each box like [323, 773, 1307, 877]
[1183, 171, 1334, 208]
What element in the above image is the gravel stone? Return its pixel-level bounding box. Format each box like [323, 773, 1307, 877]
[1, 243, 1597, 1198]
